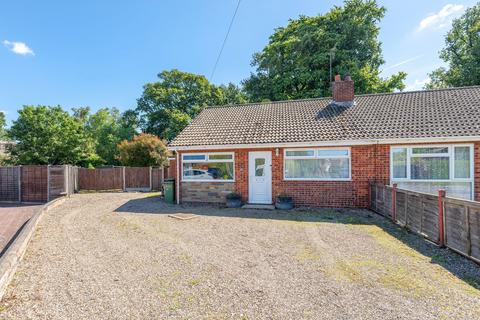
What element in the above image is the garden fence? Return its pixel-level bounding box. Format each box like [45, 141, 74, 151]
[370, 183, 480, 264]
[77, 166, 166, 191]
[0, 165, 77, 203]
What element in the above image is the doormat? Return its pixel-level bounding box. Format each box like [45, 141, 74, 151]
[168, 213, 200, 220]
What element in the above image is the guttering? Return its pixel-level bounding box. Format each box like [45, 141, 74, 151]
[168, 136, 480, 151]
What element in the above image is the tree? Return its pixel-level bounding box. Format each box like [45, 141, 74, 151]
[8, 105, 97, 165]
[136, 69, 247, 141]
[72, 107, 139, 165]
[117, 133, 168, 167]
[242, 0, 406, 102]
[0, 112, 7, 140]
[426, 3, 480, 89]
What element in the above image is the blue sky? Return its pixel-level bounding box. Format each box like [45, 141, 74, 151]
[0, 0, 476, 124]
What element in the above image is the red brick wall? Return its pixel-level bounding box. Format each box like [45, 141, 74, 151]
[178, 142, 479, 207]
[166, 158, 176, 179]
[179, 145, 389, 208]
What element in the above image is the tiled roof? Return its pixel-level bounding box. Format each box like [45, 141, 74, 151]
[169, 86, 480, 147]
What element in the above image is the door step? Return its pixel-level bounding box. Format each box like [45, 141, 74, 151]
[241, 204, 275, 210]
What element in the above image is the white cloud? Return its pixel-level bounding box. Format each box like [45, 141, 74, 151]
[405, 78, 430, 91]
[2, 40, 34, 56]
[383, 55, 424, 72]
[418, 4, 464, 31]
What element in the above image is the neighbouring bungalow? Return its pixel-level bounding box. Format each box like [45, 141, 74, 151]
[168, 75, 480, 208]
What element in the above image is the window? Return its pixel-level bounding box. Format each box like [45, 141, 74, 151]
[391, 145, 473, 200]
[284, 148, 350, 180]
[182, 153, 234, 181]
[255, 158, 265, 176]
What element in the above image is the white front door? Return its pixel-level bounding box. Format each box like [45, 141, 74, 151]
[248, 151, 272, 204]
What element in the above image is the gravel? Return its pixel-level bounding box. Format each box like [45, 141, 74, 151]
[0, 193, 479, 319]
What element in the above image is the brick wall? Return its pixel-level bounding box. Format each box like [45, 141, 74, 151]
[178, 142, 479, 207]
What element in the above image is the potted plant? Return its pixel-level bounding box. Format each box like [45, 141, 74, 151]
[276, 193, 294, 210]
[226, 192, 242, 208]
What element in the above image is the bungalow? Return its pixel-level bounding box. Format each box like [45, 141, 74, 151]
[168, 75, 480, 208]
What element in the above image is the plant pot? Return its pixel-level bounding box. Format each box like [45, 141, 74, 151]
[226, 198, 242, 208]
[275, 199, 294, 210]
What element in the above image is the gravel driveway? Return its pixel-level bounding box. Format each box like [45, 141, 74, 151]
[0, 193, 479, 319]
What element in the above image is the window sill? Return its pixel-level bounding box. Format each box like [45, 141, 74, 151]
[181, 180, 235, 183]
[283, 178, 352, 182]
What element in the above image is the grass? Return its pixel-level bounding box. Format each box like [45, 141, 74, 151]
[295, 246, 321, 263]
[188, 279, 200, 286]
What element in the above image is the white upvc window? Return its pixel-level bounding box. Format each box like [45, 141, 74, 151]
[182, 152, 235, 182]
[390, 144, 474, 200]
[284, 147, 351, 181]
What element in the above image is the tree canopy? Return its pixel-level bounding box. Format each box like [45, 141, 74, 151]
[0, 112, 7, 140]
[136, 69, 247, 141]
[117, 133, 168, 167]
[242, 0, 406, 102]
[72, 107, 139, 165]
[426, 3, 480, 89]
[9, 106, 97, 166]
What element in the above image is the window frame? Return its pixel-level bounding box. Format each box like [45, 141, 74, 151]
[390, 144, 474, 198]
[181, 152, 235, 182]
[283, 147, 352, 181]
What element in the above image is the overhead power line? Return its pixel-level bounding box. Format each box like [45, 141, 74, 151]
[209, 0, 242, 81]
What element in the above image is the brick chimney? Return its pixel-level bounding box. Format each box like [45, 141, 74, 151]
[332, 74, 354, 105]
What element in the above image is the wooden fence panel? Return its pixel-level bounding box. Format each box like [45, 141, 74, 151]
[151, 167, 164, 191]
[49, 165, 65, 200]
[469, 206, 480, 261]
[421, 195, 439, 241]
[406, 193, 423, 234]
[125, 167, 150, 190]
[444, 198, 480, 262]
[0, 167, 19, 202]
[21, 165, 47, 202]
[371, 183, 480, 264]
[78, 167, 123, 190]
[396, 191, 407, 226]
[370, 184, 393, 218]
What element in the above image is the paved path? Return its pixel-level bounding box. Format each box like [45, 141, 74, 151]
[0, 203, 42, 254]
[0, 193, 479, 319]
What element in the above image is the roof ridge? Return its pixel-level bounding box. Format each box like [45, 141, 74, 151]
[204, 85, 480, 109]
[206, 96, 332, 109]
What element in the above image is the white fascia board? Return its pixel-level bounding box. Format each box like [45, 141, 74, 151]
[168, 136, 480, 151]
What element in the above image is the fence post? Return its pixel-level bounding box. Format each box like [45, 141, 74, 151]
[392, 183, 397, 223]
[64, 165, 68, 196]
[438, 189, 446, 247]
[17, 166, 22, 203]
[122, 166, 126, 191]
[149, 166, 153, 191]
[47, 165, 51, 202]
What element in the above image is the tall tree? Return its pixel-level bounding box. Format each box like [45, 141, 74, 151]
[243, 0, 406, 102]
[9, 105, 97, 165]
[117, 133, 168, 167]
[136, 69, 247, 141]
[72, 107, 139, 165]
[0, 112, 7, 140]
[426, 3, 480, 89]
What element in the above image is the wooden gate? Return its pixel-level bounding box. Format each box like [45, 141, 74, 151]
[125, 167, 150, 190]
[21, 166, 48, 202]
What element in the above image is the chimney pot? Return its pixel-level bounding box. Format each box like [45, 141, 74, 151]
[334, 74, 341, 82]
